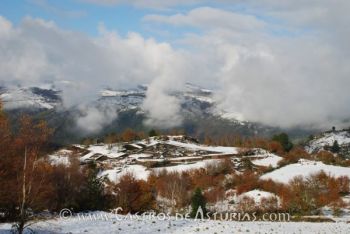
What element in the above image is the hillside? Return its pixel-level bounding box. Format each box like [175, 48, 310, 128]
[306, 129, 350, 158]
[50, 135, 284, 183]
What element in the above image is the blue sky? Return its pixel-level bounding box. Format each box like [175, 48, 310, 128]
[0, 0, 152, 36]
[0, 0, 274, 40]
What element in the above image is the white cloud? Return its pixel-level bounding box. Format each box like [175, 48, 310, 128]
[81, 0, 200, 9]
[0, 16, 189, 131]
[76, 104, 118, 134]
[144, 7, 265, 32]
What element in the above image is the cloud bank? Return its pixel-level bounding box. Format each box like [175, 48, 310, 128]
[0, 16, 189, 131]
[1, 0, 350, 130]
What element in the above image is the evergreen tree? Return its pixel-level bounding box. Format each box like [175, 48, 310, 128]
[190, 188, 207, 218]
[79, 163, 109, 211]
[331, 140, 340, 153]
[272, 133, 293, 152]
[148, 129, 158, 137]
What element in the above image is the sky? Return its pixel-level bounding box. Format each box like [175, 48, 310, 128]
[1, 0, 350, 130]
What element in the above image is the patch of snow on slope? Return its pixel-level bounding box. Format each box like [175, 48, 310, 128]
[80, 144, 125, 161]
[252, 154, 283, 168]
[261, 159, 350, 183]
[48, 149, 72, 166]
[100, 90, 119, 97]
[153, 159, 219, 173]
[100, 165, 149, 182]
[183, 93, 214, 104]
[0, 88, 56, 109]
[237, 189, 280, 205]
[128, 153, 153, 159]
[166, 140, 238, 154]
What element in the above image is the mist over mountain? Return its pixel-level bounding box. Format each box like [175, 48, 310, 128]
[0, 83, 316, 144]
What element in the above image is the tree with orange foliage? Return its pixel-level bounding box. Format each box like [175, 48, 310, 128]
[0, 113, 53, 233]
[48, 157, 86, 211]
[235, 171, 259, 194]
[316, 151, 336, 165]
[337, 176, 350, 195]
[14, 116, 53, 233]
[204, 186, 225, 204]
[114, 173, 155, 214]
[281, 171, 347, 215]
[120, 128, 145, 142]
[0, 101, 14, 219]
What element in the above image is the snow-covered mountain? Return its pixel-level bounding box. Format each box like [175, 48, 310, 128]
[0, 83, 224, 118]
[0, 83, 309, 143]
[0, 86, 61, 110]
[96, 83, 220, 118]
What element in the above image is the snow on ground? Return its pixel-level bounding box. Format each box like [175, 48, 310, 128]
[0, 212, 349, 234]
[80, 144, 125, 161]
[237, 189, 280, 205]
[0, 87, 57, 110]
[152, 159, 220, 174]
[128, 153, 152, 159]
[137, 158, 165, 162]
[47, 149, 73, 166]
[218, 111, 246, 123]
[306, 131, 350, 153]
[99, 165, 150, 182]
[261, 159, 350, 183]
[101, 159, 226, 182]
[100, 159, 223, 182]
[48, 154, 70, 166]
[251, 153, 283, 168]
[166, 140, 238, 154]
[184, 93, 214, 104]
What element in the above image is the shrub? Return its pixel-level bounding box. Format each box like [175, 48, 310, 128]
[190, 188, 207, 218]
[271, 133, 293, 152]
[237, 196, 256, 212]
[114, 173, 155, 214]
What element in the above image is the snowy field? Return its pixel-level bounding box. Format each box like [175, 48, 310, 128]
[251, 153, 283, 168]
[0, 213, 349, 234]
[261, 159, 350, 183]
[99, 159, 222, 182]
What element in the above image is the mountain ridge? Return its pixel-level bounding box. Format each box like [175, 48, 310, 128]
[0, 83, 316, 144]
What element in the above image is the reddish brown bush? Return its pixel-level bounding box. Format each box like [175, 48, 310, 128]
[204, 187, 225, 203]
[237, 196, 256, 212]
[114, 173, 155, 214]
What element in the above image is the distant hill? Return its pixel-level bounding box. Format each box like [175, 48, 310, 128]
[0, 83, 316, 145]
